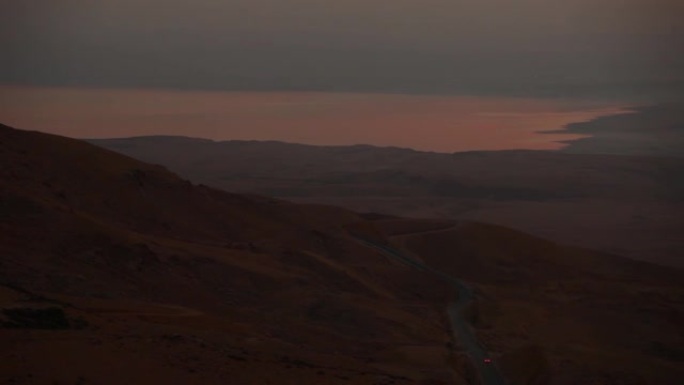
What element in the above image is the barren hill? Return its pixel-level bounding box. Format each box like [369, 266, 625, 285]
[88, 136, 684, 267]
[1, 124, 682, 384]
[373, 218, 684, 384]
[0, 124, 457, 384]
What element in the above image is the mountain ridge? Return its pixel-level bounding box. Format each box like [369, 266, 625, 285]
[87, 133, 684, 267]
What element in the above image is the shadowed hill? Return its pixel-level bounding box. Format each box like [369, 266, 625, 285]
[373, 218, 684, 384]
[87, 135, 684, 201]
[2, 124, 363, 243]
[88, 135, 684, 267]
[0, 123, 459, 384]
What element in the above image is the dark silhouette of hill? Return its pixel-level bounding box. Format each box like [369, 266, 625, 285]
[88, 135, 684, 267]
[0, 123, 457, 384]
[547, 103, 684, 157]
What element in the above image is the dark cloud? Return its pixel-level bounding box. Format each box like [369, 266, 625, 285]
[2, 0, 683, 99]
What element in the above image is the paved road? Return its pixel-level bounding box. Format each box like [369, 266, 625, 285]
[354, 237, 507, 385]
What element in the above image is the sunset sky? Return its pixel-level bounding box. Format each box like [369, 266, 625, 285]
[0, 86, 629, 152]
[1, 1, 682, 149]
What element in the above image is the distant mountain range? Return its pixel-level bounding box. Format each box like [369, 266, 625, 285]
[551, 103, 684, 157]
[88, 134, 684, 268]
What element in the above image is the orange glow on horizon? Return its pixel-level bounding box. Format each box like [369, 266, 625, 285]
[0, 86, 629, 153]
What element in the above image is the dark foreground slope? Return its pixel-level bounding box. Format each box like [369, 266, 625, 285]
[0, 124, 459, 384]
[375, 218, 684, 385]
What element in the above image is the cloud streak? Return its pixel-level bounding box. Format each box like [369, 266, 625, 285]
[1, 1, 683, 99]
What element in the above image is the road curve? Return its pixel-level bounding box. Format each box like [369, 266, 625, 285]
[354, 237, 507, 385]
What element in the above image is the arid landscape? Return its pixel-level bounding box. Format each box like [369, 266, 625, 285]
[2, 121, 683, 384]
[88, 107, 684, 268]
[3, 1, 683, 384]
[1, 123, 457, 384]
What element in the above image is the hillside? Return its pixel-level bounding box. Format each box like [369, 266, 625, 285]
[88, 136, 684, 267]
[373, 218, 684, 384]
[2, 123, 682, 384]
[0, 124, 458, 384]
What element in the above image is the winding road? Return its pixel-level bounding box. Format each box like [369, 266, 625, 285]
[354, 237, 507, 385]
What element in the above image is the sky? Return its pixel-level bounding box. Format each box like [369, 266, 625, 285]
[2, 0, 683, 98]
[0, 86, 626, 152]
[0, 1, 682, 150]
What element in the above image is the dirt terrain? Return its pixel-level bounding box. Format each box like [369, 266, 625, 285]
[2, 124, 682, 384]
[88, 136, 684, 267]
[377, 218, 684, 384]
[1, 124, 458, 384]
